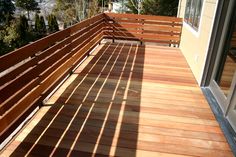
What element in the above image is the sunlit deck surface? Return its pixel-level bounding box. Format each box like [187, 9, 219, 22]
[1, 42, 233, 157]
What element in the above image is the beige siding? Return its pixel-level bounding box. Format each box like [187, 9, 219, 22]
[178, 0, 218, 84]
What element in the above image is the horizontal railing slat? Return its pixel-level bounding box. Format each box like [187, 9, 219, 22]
[104, 13, 183, 22]
[0, 57, 38, 87]
[0, 66, 39, 104]
[0, 78, 40, 116]
[0, 85, 42, 135]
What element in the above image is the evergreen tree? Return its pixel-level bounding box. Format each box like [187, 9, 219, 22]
[34, 13, 40, 32]
[48, 14, 59, 33]
[126, 0, 139, 14]
[17, 15, 29, 45]
[126, 0, 179, 16]
[39, 16, 46, 35]
[16, 0, 39, 20]
[142, 0, 178, 16]
[0, 0, 15, 25]
[48, 14, 52, 31]
[158, 0, 179, 16]
[52, 16, 59, 32]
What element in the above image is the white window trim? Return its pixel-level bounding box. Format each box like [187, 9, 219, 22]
[183, 0, 205, 38]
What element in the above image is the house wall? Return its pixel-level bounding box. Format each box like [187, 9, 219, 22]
[178, 0, 218, 85]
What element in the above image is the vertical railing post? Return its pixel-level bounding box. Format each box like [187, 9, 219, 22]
[140, 18, 144, 45]
[170, 21, 175, 47]
[112, 17, 115, 43]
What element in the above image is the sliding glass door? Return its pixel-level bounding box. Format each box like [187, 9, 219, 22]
[208, 0, 236, 130]
[226, 73, 236, 131]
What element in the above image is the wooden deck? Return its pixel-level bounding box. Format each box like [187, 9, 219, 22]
[1, 42, 233, 157]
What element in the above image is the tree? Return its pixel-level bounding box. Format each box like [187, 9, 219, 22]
[53, 0, 99, 27]
[48, 14, 59, 33]
[0, 24, 17, 55]
[53, 0, 77, 27]
[158, 0, 179, 16]
[126, 0, 179, 16]
[2, 15, 29, 50]
[89, 0, 99, 17]
[142, 0, 178, 16]
[38, 16, 46, 35]
[3, 20, 20, 47]
[126, 0, 139, 14]
[98, 0, 108, 11]
[16, 15, 30, 46]
[16, 0, 39, 20]
[0, 0, 15, 25]
[34, 13, 40, 32]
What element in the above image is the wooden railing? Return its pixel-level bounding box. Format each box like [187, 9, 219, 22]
[0, 13, 182, 141]
[103, 13, 182, 46]
[0, 14, 105, 140]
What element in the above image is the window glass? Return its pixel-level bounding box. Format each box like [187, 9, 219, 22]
[184, 0, 203, 30]
[189, 0, 197, 25]
[193, 0, 203, 28]
[184, 0, 191, 23]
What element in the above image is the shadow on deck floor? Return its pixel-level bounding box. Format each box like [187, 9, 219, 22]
[1, 42, 233, 157]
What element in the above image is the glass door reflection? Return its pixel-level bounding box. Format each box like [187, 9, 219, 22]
[215, 20, 236, 96]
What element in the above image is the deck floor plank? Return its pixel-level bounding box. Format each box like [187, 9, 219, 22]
[0, 42, 233, 157]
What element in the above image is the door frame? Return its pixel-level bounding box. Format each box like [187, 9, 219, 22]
[201, 0, 236, 153]
[201, 0, 236, 114]
[201, 0, 228, 87]
[226, 72, 236, 131]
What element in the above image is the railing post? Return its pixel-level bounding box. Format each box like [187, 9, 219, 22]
[112, 18, 115, 43]
[140, 19, 144, 45]
[170, 21, 175, 47]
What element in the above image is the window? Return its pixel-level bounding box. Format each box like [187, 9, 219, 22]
[184, 0, 203, 30]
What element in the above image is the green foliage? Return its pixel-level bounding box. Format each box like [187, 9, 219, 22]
[0, 0, 15, 25]
[126, 0, 178, 16]
[160, 0, 179, 16]
[48, 14, 59, 33]
[0, 15, 37, 56]
[126, 0, 139, 14]
[53, 0, 77, 27]
[18, 15, 29, 38]
[0, 24, 18, 55]
[142, 0, 159, 15]
[34, 14, 46, 37]
[98, 0, 109, 7]
[0, 20, 21, 55]
[142, 0, 178, 16]
[34, 13, 40, 32]
[16, 0, 39, 19]
[89, 0, 99, 17]
[3, 21, 20, 46]
[34, 13, 47, 37]
[16, 0, 39, 12]
[7, 15, 31, 47]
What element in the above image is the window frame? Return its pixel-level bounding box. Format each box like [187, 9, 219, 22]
[184, 0, 204, 31]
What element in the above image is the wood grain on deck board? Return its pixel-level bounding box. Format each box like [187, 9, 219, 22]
[1, 42, 233, 157]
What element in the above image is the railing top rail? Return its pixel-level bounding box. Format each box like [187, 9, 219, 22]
[104, 13, 183, 23]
